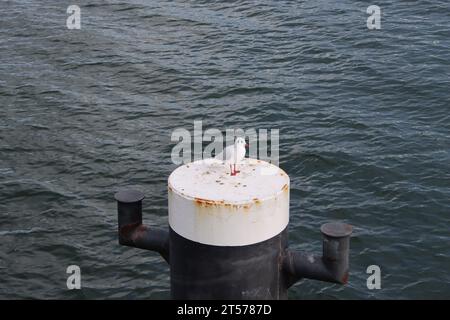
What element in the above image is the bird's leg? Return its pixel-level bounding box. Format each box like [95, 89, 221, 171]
[234, 164, 240, 174]
[230, 164, 236, 176]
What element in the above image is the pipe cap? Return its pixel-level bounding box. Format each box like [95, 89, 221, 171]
[114, 190, 145, 203]
[321, 222, 353, 238]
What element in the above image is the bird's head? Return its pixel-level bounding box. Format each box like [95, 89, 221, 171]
[235, 137, 248, 149]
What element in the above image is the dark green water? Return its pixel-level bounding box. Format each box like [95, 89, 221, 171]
[0, 0, 449, 299]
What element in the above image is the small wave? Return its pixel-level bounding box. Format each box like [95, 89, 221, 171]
[0, 227, 46, 236]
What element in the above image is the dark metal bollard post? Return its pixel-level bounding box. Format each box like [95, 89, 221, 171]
[116, 159, 353, 299]
[283, 222, 353, 287]
[115, 190, 169, 263]
[321, 222, 352, 283]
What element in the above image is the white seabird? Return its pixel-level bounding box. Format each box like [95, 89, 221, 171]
[215, 137, 248, 176]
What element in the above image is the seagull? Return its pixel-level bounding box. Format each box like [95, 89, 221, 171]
[215, 137, 248, 176]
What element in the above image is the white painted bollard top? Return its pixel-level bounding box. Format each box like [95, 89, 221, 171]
[168, 158, 290, 246]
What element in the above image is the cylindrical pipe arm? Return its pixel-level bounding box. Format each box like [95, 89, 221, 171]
[115, 190, 170, 264]
[283, 222, 352, 287]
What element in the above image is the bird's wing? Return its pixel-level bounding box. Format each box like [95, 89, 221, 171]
[224, 145, 235, 161]
[215, 145, 234, 162]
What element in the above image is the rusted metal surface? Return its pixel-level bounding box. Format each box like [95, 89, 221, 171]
[168, 158, 289, 205]
[168, 158, 290, 246]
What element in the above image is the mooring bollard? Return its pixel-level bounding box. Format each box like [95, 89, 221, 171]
[115, 158, 352, 299]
